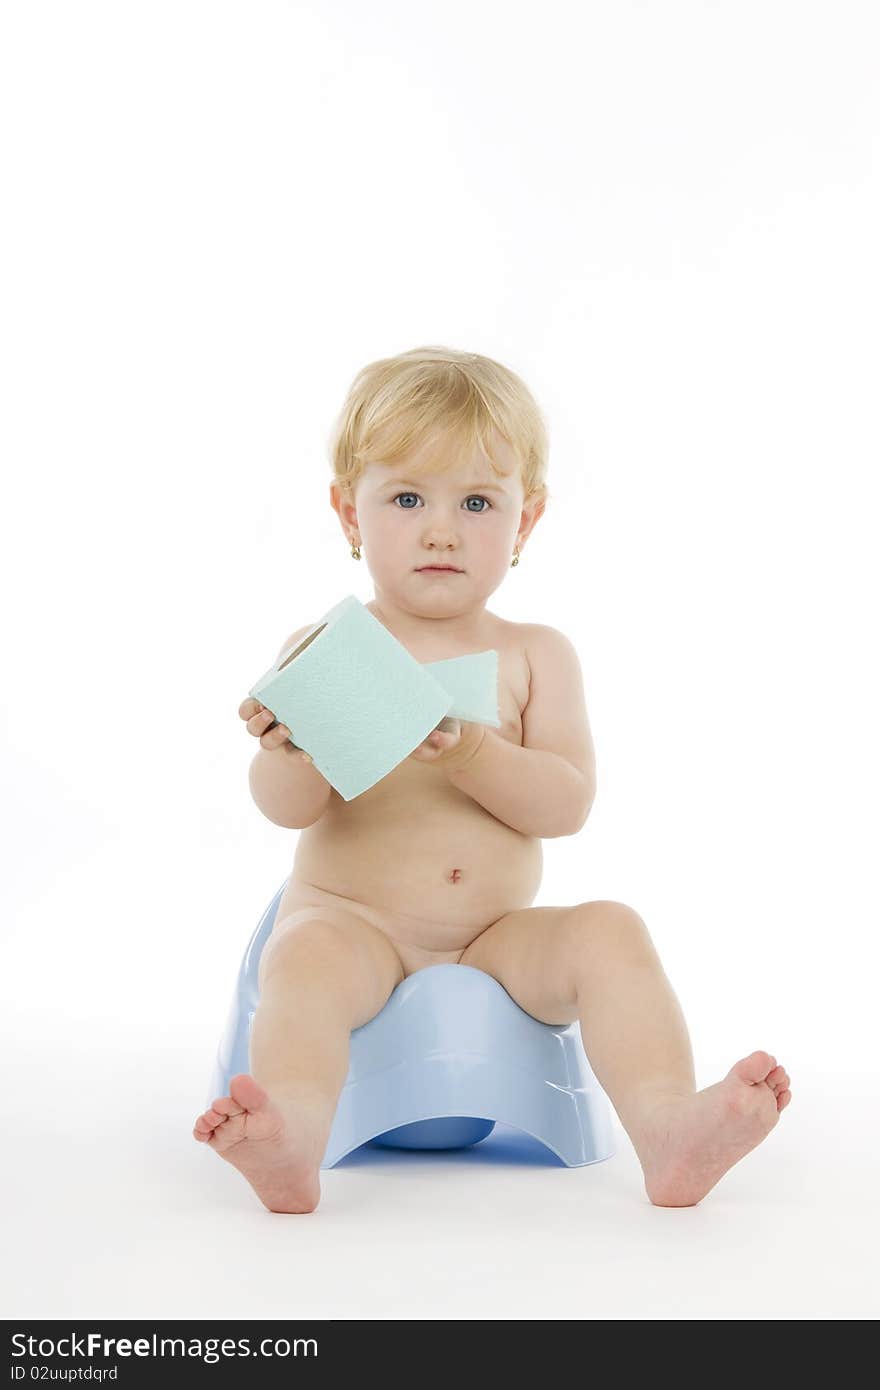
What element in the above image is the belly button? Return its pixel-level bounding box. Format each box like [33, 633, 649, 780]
[449, 868, 462, 884]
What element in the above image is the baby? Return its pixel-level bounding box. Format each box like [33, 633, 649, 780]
[193, 345, 791, 1213]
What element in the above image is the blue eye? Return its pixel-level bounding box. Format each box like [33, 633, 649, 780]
[392, 492, 491, 512]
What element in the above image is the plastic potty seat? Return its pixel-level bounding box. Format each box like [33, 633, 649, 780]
[208, 881, 616, 1170]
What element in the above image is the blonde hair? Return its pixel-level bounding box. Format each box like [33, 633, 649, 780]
[328, 345, 549, 505]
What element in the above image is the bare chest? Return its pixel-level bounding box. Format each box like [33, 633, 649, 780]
[326, 628, 528, 818]
[287, 625, 543, 931]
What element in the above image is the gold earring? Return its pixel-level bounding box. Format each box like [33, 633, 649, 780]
[350, 537, 361, 560]
[511, 545, 520, 567]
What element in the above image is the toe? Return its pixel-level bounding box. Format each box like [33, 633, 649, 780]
[194, 1104, 231, 1132]
[731, 1051, 777, 1084]
[778, 1089, 792, 1110]
[229, 1073, 271, 1111]
[766, 1066, 790, 1095]
[211, 1096, 245, 1118]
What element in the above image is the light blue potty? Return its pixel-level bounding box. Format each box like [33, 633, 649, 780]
[208, 881, 616, 1169]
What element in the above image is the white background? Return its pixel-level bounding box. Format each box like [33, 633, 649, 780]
[2, 0, 878, 1320]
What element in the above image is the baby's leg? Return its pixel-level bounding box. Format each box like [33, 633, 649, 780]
[193, 911, 404, 1213]
[461, 901, 791, 1207]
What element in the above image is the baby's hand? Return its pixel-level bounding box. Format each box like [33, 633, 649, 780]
[238, 697, 312, 760]
[408, 716, 464, 763]
[410, 717, 488, 771]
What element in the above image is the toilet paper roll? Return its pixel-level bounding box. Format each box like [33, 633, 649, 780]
[248, 595, 500, 801]
[423, 650, 500, 728]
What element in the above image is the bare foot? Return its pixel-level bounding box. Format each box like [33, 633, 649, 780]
[633, 1051, 792, 1207]
[192, 1074, 330, 1213]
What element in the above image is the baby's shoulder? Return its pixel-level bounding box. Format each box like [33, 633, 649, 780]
[485, 615, 573, 661]
[513, 623, 582, 690]
[512, 619, 574, 655]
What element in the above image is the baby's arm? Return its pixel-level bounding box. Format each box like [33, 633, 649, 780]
[433, 625, 596, 838]
[245, 625, 333, 829]
[248, 743, 332, 828]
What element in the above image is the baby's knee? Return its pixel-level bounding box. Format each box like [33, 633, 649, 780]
[566, 900, 653, 955]
[258, 910, 403, 1020]
[259, 914, 357, 987]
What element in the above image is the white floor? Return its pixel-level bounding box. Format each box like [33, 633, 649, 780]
[5, 1042, 878, 1321]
